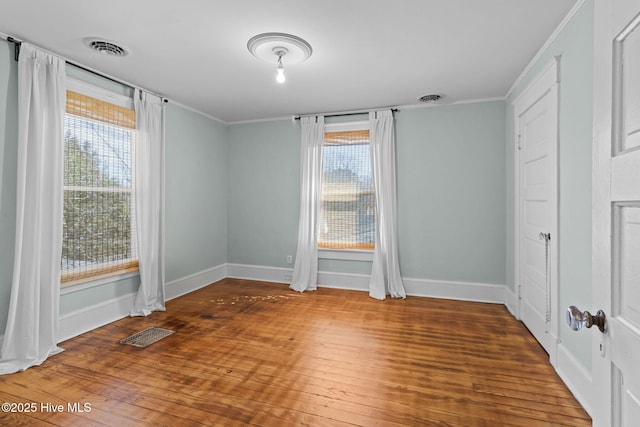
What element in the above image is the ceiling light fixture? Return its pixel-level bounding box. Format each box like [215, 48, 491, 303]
[247, 32, 312, 84]
[275, 48, 287, 84]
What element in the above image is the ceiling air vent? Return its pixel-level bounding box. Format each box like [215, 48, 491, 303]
[84, 38, 129, 57]
[418, 94, 442, 103]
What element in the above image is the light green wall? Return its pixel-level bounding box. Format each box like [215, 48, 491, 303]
[396, 103, 506, 284]
[227, 120, 300, 268]
[506, 0, 594, 370]
[165, 104, 228, 282]
[227, 102, 507, 286]
[59, 276, 139, 314]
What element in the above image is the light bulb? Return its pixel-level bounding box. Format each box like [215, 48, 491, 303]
[276, 52, 286, 84]
[275, 53, 286, 84]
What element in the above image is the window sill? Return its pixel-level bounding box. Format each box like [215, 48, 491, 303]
[318, 248, 374, 262]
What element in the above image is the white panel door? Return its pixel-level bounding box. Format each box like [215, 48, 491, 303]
[515, 59, 559, 357]
[591, 1, 640, 425]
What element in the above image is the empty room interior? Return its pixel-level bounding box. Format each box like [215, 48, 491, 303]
[0, 0, 629, 425]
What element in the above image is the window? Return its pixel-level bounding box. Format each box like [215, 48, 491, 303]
[61, 81, 138, 286]
[318, 122, 375, 250]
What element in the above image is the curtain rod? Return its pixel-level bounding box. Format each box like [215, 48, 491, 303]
[67, 62, 137, 93]
[5, 36, 167, 102]
[294, 108, 398, 120]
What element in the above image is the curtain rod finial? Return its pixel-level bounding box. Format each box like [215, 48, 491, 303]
[7, 36, 21, 61]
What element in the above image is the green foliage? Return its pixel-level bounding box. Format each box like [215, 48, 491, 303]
[62, 132, 133, 268]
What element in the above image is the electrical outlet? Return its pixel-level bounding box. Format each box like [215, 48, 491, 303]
[286, 255, 293, 264]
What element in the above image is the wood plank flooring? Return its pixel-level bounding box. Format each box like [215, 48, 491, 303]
[0, 278, 591, 426]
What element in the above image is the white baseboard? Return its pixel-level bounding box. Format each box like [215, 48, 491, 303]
[555, 343, 593, 418]
[503, 285, 519, 318]
[227, 263, 292, 284]
[403, 277, 505, 303]
[57, 264, 227, 343]
[58, 292, 137, 343]
[165, 264, 227, 301]
[227, 263, 508, 304]
[226, 264, 372, 293]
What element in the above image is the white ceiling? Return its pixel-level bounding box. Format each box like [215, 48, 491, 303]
[0, 0, 578, 123]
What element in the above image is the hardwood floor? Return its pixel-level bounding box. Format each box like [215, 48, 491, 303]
[0, 278, 591, 426]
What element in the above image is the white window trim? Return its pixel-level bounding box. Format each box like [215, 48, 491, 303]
[62, 77, 138, 288]
[324, 120, 369, 132]
[320, 119, 373, 262]
[67, 77, 134, 109]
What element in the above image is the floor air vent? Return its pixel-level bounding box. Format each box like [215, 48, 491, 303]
[120, 327, 174, 348]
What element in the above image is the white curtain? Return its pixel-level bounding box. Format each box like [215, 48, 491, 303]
[130, 89, 166, 316]
[290, 115, 324, 292]
[369, 110, 406, 300]
[0, 44, 66, 374]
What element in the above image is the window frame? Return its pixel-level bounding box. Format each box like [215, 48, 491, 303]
[318, 120, 374, 262]
[61, 78, 138, 287]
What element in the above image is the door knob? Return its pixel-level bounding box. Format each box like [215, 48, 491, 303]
[566, 306, 606, 333]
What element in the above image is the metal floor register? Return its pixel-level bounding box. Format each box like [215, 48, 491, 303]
[119, 327, 175, 348]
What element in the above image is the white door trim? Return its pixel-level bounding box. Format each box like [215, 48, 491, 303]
[513, 56, 561, 366]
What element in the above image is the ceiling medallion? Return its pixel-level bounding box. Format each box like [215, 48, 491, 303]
[247, 32, 312, 84]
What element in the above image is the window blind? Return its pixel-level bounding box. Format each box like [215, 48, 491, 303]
[66, 90, 135, 129]
[61, 90, 138, 285]
[319, 128, 375, 250]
